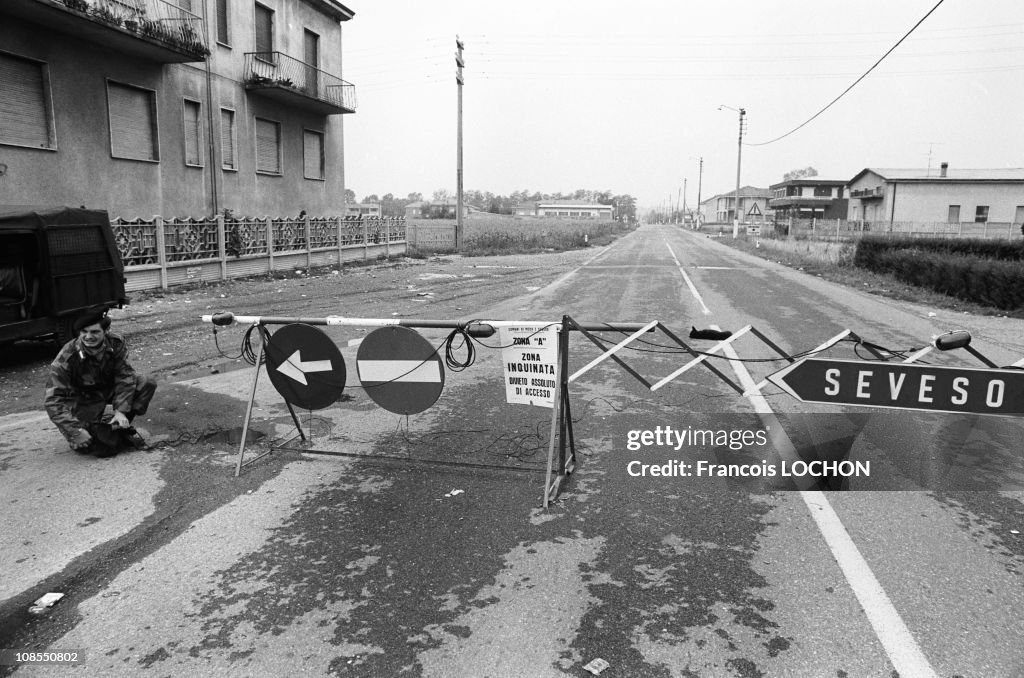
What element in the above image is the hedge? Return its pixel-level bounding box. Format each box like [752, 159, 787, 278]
[853, 237, 1024, 310]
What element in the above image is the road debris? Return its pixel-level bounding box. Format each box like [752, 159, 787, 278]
[28, 592, 64, 614]
[583, 657, 610, 675]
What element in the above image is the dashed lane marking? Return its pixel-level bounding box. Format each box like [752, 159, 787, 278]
[665, 243, 711, 315]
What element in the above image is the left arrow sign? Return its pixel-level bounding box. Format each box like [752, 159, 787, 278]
[277, 350, 333, 386]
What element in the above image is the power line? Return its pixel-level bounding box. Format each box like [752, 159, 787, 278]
[746, 0, 947, 147]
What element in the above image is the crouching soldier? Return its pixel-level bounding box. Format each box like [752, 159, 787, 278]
[45, 310, 157, 457]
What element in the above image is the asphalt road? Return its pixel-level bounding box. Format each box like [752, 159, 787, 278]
[2, 223, 1023, 677]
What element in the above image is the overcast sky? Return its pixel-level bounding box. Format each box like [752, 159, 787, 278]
[339, 1, 1024, 210]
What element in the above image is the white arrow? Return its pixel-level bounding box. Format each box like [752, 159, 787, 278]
[277, 350, 333, 386]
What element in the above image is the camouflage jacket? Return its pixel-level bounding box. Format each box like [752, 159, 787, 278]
[44, 332, 137, 440]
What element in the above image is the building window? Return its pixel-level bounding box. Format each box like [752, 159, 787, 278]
[107, 81, 159, 162]
[974, 206, 989, 223]
[0, 52, 56, 150]
[215, 0, 230, 45]
[220, 108, 236, 170]
[254, 117, 280, 175]
[1015, 206, 1024, 226]
[183, 99, 202, 167]
[254, 3, 274, 55]
[947, 205, 960, 223]
[813, 186, 832, 197]
[303, 129, 324, 180]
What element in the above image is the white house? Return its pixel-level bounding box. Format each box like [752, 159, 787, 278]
[847, 164, 1024, 226]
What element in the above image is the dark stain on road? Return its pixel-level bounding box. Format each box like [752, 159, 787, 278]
[0, 383, 289, 678]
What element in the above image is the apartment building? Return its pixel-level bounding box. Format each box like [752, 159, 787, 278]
[768, 178, 848, 221]
[1, 0, 355, 219]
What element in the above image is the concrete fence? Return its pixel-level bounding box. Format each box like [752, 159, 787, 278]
[111, 214, 406, 292]
[404, 221, 458, 251]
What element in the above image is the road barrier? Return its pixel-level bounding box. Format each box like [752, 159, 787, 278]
[202, 311, 1024, 502]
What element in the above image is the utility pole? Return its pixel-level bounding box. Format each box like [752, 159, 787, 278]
[719, 105, 745, 238]
[682, 178, 687, 224]
[696, 157, 703, 229]
[733, 108, 745, 238]
[455, 36, 465, 249]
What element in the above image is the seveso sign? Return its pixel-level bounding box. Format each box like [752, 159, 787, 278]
[500, 324, 558, 408]
[767, 358, 1024, 416]
[357, 326, 445, 415]
[265, 324, 346, 410]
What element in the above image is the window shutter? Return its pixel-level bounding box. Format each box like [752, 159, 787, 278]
[0, 53, 53, 148]
[254, 5, 273, 54]
[184, 100, 201, 165]
[108, 82, 158, 161]
[216, 0, 229, 43]
[220, 108, 235, 169]
[303, 130, 323, 179]
[255, 118, 279, 174]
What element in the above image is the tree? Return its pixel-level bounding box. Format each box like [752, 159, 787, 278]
[407, 192, 423, 203]
[432, 189, 451, 203]
[362, 194, 379, 204]
[343, 188, 357, 203]
[783, 166, 818, 181]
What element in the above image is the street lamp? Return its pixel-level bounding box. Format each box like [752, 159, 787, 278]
[718, 105, 746, 238]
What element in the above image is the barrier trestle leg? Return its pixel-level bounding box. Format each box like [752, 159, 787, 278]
[544, 316, 577, 507]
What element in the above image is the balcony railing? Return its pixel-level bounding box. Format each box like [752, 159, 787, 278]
[850, 186, 884, 199]
[244, 52, 356, 115]
[4, 0, 208, 62]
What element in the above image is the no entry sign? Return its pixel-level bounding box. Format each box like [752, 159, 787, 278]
[768, 358, 1024, 417]
[357, 326, 445, 415]
[265, 324, 346, 410]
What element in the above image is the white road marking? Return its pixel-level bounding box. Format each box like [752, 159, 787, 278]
[664, 242, 711, 315]
[666, 238, 938, 677]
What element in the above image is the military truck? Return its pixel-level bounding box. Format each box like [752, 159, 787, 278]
[0, 206, 127, 345]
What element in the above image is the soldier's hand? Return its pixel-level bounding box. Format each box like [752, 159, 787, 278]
[111, 411, 130, 430]
[70, 429, 92, 450]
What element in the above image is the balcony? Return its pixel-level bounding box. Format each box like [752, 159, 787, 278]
[850, 186, 884, 200]
[3, 0, 209, 63]
[244, 52, 356, 115]
[769, 196, 838, 208]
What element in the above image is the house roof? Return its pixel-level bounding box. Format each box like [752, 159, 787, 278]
[305, 0, 355, 21]
[700, 186, 771, 205]
[851, 167, 1024, 183]
[769, 178, 848, 189]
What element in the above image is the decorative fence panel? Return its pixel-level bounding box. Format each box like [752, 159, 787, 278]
[111, 214, 406, 292]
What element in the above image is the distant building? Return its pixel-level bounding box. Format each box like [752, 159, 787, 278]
[517, 201, 613, 219]
[769, 179, 848, 221]
[404, 201, 468, 219]
[346, 203, 381, 218]
[847, 164, 1024, 225]
[699, 186, 772, 224]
